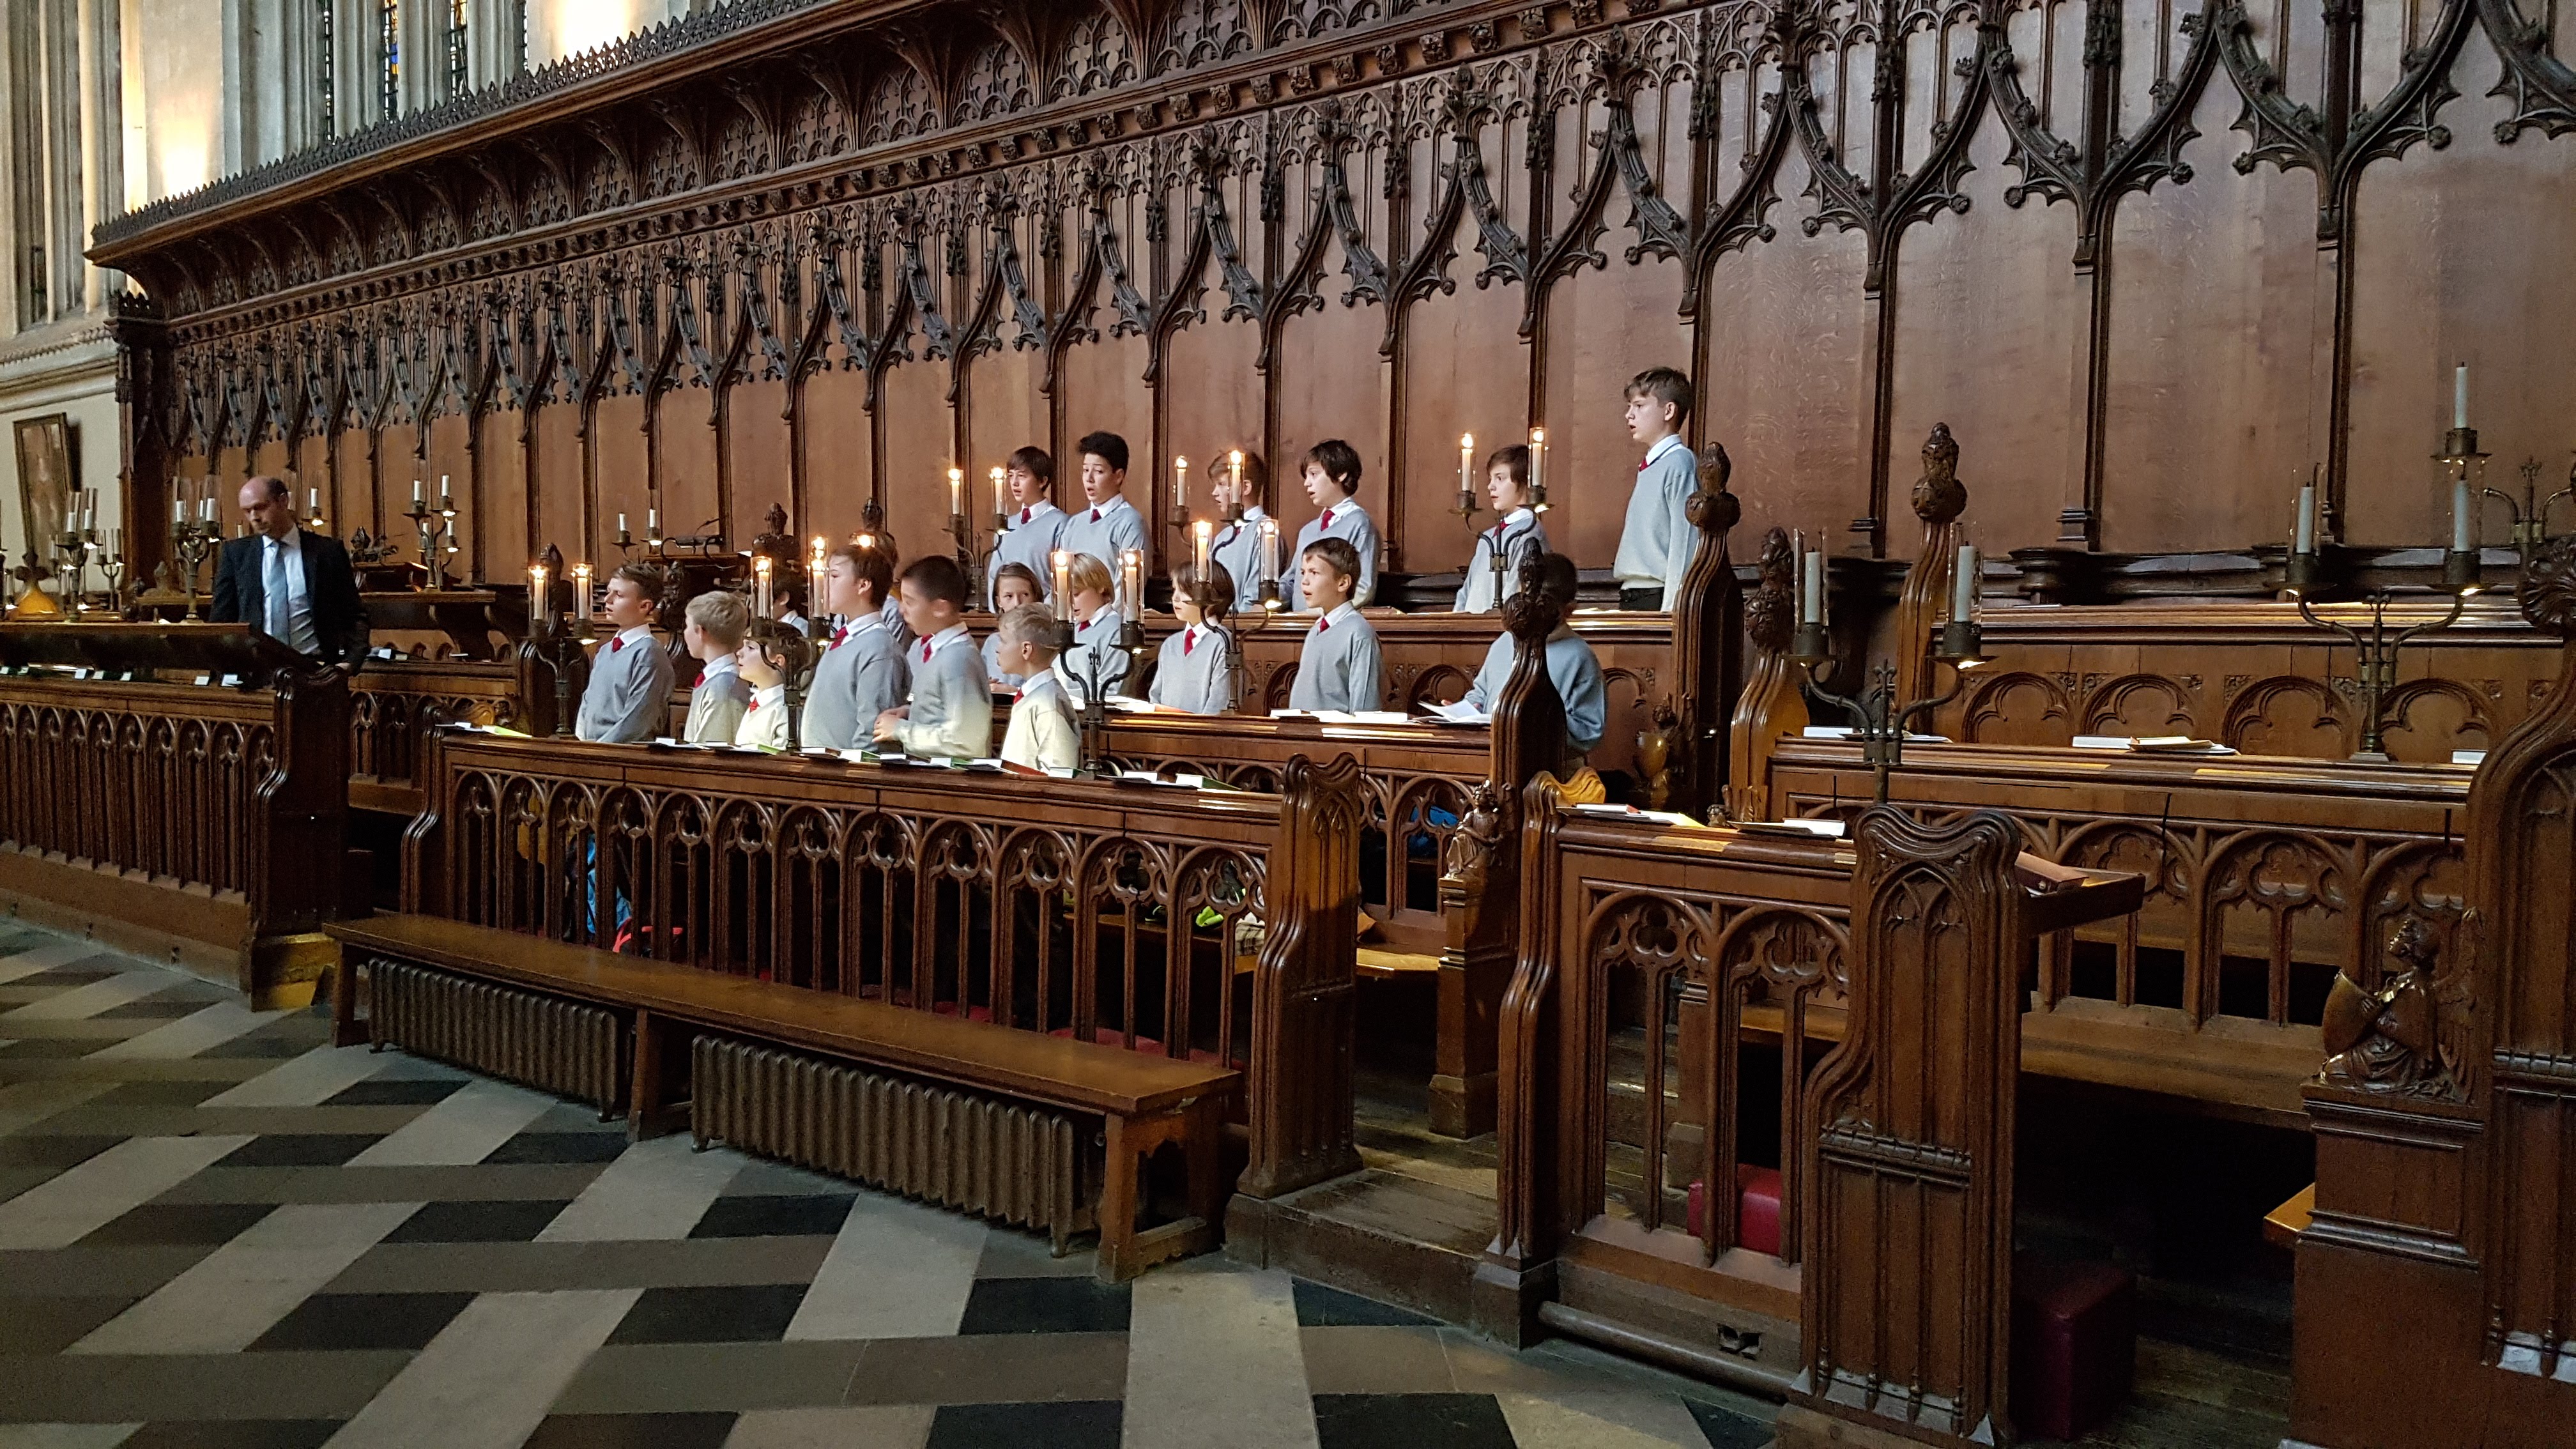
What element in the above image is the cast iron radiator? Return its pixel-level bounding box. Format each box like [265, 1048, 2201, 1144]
[691, 1035, 1095, 1243]
[364, 956, 629, 1116]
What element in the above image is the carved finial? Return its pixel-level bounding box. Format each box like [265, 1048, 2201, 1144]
[1912, 423, 1965, 525]
[1747, 526, 1795, 656]
[2320, 914, 2464, 1098]
[1684, 443, 1738, 536]
[1441, 780, 1508, 888]
[2520, 534, 2576, 638]
[1500, 549, 1565, 648]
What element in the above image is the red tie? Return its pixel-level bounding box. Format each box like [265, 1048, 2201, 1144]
[1079, 615, 1096, 634]
[1091, 507, 1102, 522]
[1183, 630, 1195, 656]
[1317, 617, 1330, 633]
[1491, 523, 1505, 542]
[919, 638, 933, 663]
[1020, 507, 1032, 525]
[831, 625, 847, 650]
[611, 638, 625, 654]
[748, 700, 761, 713]
[693, 669, 705, 687]
[1321, 509, 1335, 528]
[1638, 458, 1650, 473]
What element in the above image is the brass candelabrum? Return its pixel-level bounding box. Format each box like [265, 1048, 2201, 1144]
[2283, 547, 2478, 763]
[1786, 616, 1987, 805]
[51, 532, 93, 616]
[1058, 610, 1146, 775]
[2483, 457, 2573, 572]
[402, 500, 456, 590]
[171, 518, 220, 621]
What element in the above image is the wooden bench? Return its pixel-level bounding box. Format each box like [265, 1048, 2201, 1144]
[326, 912, 1239, 1280]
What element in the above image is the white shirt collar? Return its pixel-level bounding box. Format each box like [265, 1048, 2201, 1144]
[616, 624, 654, 649]
[1496, 507, 1535, 530]
[1315, 601, 1359, 632]
[264, 530, 303, 553]
[849, 611, 888, 636]
[1318, 498, 1366, 524]
[699, 655, 739, 681]
[1018, 670, 1064, 702]
[1644, 434, 1685, 466]
[1011, 500, 1060, 526]
[919, 623, 971, 659]
[1085, 493, 1134, 522]
[751, 683, 785, 705]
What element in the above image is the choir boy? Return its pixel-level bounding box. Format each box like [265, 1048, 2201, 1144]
[1054, 431, 1147, 578]
[1453, 444, 1548, 613]
[1052, 551, 1133, 706]
[1148, 565, 1236, 715]
[1208, 452, 1271, 605]
[680, 591, 753, 744]
[875, 556, 993, 758]
[802, 540, 903, 750]
[575, 565, 675, 744]
[732, 632, 793, 751]
[1287, 539, 1383, 712]
[983, 564, 1041, 688]
[1284, 439, 1379, 610]
[995, 603, 1080, 772]
[987, 447, 1065, 608]
[1613, 366, 1701, 611]
[1461, 553, 1607, 756]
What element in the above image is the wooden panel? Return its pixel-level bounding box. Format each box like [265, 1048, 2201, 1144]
[802, 364, 875, 540]
[878, 357, 954, 558]
[1271, 291, 1388, 558]
[1395, 242, 1528, 583]
[479, 409, 529, 578]
[655, 386, 722, 546]
[592, 394, 648, 554]
[532, 403, 586, 562]
[962, 346, 1045, 493]
[726, 379, 794, 545]
[1161, 316, 1263, 522]
[423, 413, 473, 580]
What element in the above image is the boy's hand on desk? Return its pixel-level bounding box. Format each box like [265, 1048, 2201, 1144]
[872, 707, 908, 736]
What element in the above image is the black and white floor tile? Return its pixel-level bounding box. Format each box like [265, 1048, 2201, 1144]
[0, 922, 1778, 1449]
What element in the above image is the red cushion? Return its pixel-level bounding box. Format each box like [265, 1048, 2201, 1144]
[1682, 1165, 1786, 1257]
[2011, 1254, 2135, 1442]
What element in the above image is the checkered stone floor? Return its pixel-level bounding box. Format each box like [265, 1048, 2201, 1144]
[0, 921, 1777, 1449]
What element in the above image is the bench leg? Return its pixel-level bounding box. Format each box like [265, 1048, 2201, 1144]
[1096, 1112, 1142, 1282]
[627, 1009, 674, 1140]
[330, 949, 362, 1049]
[1094, 1101, 1226, 1283]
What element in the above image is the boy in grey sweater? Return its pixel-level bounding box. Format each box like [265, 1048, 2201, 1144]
[1612, 365, 1702, 611]
[575, 564, 675, 744]
[877, 556, 993, 758]
[803, 538, 905, 750]
[1286, 538, 1383, 712]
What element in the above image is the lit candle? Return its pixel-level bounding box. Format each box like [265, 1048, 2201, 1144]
[2453, 362, 2469, 431]
[1459, 433, 1475, 510]
[2453, 479, 2473, 554]
[1528, 427, 1547, 510]
[529, 564, 548, 627]
[1228, 450, 1243, 492]
[571, 564, 592, 615]
[1193, 518, 1213, 582]
[1050, 549, 1073, 620]
[755, 555, 773, 619]
[2294, 484, 2316, 556]
[807, 535, 826, 615]
[1952, 542, 1978, 621]
[948, 467, 965, 518]
[990, 465, 1007, 519]
[1259, 517, 1280, 586]
[1173, 456, 1190, 510]
[439, 474, 452, 507]
[1119, 548, 1144, 620]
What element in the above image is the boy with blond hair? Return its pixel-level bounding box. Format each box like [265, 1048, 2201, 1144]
[680, 590, 753, 743]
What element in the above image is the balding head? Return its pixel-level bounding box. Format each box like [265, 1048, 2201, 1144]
[239, 476, 296, 540]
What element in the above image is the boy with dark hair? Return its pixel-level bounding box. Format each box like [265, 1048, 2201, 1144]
[732, 629, 793, 751]
[1614, 365, 1701, 611]
[1148, 565, 1236, 715]
[1285, 438, 1379, 610]
[1208, 450, 1270, 603]
[803, 539, 903, 750]
[1055, 431, 1146, 578]
[876, 555, 992, 758]
[1462, 553, 1607, 755]
[983, 562, 1043, 687]
[1455, 443, 1547, 613]
[1287, 538, 1382, 712]
[576, 564, 675, 744]
[986, 445, 1064, 609]
[680, 590, 753, 744]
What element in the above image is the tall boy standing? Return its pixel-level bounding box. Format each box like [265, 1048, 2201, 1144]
[1612, 366, 1701, 611]
[1286, 539, 1383, 712]
[876, 556, 994, 758]
[1054, 431, 1147, 579]
[1284, 439, 1379, 611]
[986, 446, 1065, 608]
[803, 540, 905, 750]
[575, 565, 676, 744]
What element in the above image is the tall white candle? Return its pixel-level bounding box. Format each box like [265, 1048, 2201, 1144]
[2454, 362, 2469, 430]
[172, 495, 184, 525]
[1952, 543, 1978, 620]
[1193, 519, 1213, 582]
[647, 508, 659, 535]
[529, 565, 548, 627]
[438, 474, 452, 505]
[1259, 517, 1280, 585]
[1172, 456, 1189, 510]
[308, 487, 320, 514]
[412, 479, 424, 507]
[1229, 450, 1243, 492]
[1458, 433, 1475, 509]
[203, 494, 215, 523]
[1051, 549, 1073, 620]
[1802, 548, 1825, 625]
[1528, 427, 1546, 509]
[2294, 484, 2316, 556]
[2453, 479, 2473, 553]
[618, 512, 629, 537]
[990, 466, 1006, 518]
[948, 467, 964, 518]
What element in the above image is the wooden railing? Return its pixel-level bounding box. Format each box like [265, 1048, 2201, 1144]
[1768, 737, 2470, 1119]
[0, 624, 351, 1004]
[350, 658, 523, 813]
[404, 730, 1368, 1194]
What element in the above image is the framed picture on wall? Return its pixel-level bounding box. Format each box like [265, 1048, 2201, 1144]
[13, 413, 78, 553]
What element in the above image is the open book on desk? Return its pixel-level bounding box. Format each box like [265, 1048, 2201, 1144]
[1419, 699, 1491, 726]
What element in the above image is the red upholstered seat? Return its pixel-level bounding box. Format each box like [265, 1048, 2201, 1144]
[1682, 1165, 1785, 1257]
[2011, 1253, 2136, 1442]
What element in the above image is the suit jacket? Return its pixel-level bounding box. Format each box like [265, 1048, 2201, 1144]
[210, 529, 371, 665]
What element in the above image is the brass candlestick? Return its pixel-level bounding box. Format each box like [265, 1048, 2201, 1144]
[2482, 457, 2573, 572]
[402, 502, 455, 590]
[171, 518, 218, 621]
[1786, 618, 1986, 804]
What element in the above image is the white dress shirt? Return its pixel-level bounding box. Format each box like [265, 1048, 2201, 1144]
[261, 532, 319, 656]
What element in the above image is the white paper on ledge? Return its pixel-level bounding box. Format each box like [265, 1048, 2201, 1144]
[1422, 699, 1491, 725]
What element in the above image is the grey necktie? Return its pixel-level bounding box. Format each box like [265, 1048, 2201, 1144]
[264, 541, 290, 643]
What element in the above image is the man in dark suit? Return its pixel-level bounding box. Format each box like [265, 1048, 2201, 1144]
[210, 476, 371, 666]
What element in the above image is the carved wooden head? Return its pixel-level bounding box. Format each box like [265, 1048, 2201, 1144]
[1912, 422, 1965, 525]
